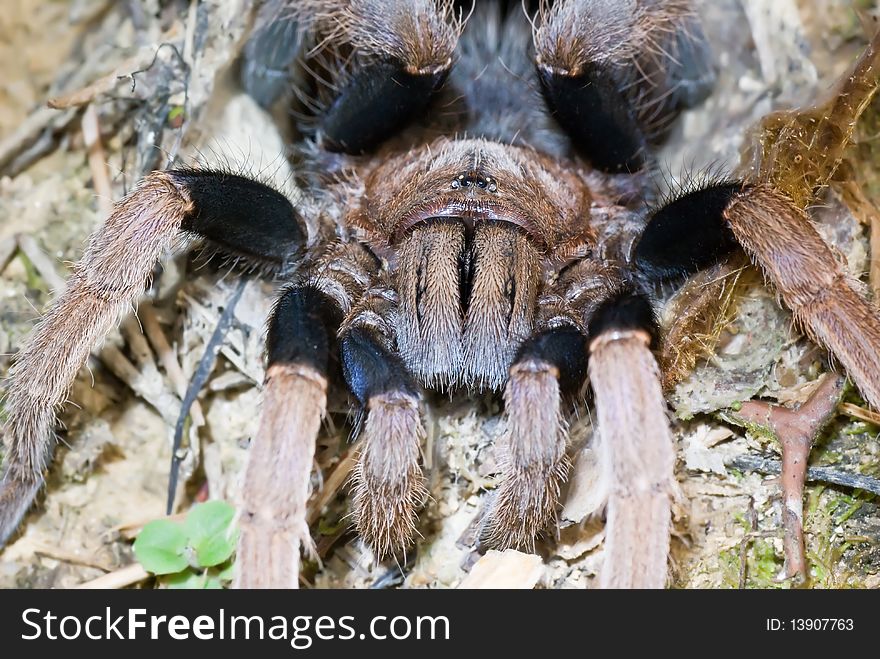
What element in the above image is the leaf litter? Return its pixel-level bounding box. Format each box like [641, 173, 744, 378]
[0, 0, 879, 590]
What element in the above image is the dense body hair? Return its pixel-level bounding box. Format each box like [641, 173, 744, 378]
[3, 0, 879, 593]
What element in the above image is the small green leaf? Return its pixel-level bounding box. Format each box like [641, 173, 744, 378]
[184, 500, 238, 567]
[134, 520, 188, 575]
[216, 561, 235, 582]
[165, 569, 207, 589]
[204, 576, 224, 589]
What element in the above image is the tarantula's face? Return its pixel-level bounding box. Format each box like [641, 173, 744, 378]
[354, 138, 594, 390]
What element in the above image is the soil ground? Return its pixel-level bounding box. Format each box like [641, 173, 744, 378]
[0, 0, 878, 589]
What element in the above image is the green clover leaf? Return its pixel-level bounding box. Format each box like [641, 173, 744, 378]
[134, 519, 189, 575]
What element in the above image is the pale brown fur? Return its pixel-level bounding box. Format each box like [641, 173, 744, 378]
[533, 0, 701, 142]
[724, 186, 880, 410]
[658, 258, 749, 391]
[311, 240, 380, 314]
[1, 171, 192, 545]
[353, 138, 596, 257]
[235, 364, 327, 589]
[350, 391, 428, 558]
[462, 224, 539, 390]
[395, 222, 466, 388]
[289, 0, 462, 73]
[534, 0, 694, 71]
[588, 330, 675, 589]
[482, 359, 570, 550]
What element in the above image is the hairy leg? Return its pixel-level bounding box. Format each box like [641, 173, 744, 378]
[586, 291, 674, 589]
[724, 186, 880, 410]
[0, 169, 305, 548]
[236, 241, 378, 588]
[635, 181, 880, 410]
[291, 0, 462, 153]
[554, 258, 676, 588]
[533, 0, 712, 171]
[340, 285, 428, 559]
[480, 296, 588, 550]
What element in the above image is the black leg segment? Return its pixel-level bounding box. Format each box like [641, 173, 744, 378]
[538, 64, 648, 173]
[633, 181, 744, 286]
[588, 290, 659, 349]
[321, 59, 449, 154]
[170, 169, 305, 272]
[340, 326, 419, 406]
[514, 325, 589, 395]
[267, 286, 343, 373]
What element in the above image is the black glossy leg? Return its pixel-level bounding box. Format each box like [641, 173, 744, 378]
[321, 59, 449, 154]
[267, 286, 343, 375]
[633, 181, 744, 285]
[538, 64, 648, 173]
[170, 169, 306, 272]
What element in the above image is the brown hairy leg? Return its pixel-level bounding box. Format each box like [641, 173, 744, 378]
[340, 287, 428, 559]
[236, 364, 328, 589]
[563, 262, 675, 589]
[588, 327, 675, 589]
[0, 172, 191, 545]
[480, 294, 588, 550]
[724, 185, 880, 410]
[235, 243, 375, 588]
[351, 390, 427, 559]
[481, 357, 569, 550]
[1, 168, 307, 549]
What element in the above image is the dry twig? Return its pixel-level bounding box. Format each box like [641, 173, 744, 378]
[81, 104, 114, 219]
[74, 563, 149, 589]
[16, 234, 66, 293]
[725, 373, 846, 582]
[0, 235, 18, 274]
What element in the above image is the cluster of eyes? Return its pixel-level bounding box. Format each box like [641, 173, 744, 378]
[451, 173, 498, 192]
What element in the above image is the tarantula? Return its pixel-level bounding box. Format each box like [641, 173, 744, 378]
[2, 0, 880, 589]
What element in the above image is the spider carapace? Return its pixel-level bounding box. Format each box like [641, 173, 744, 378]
[3, 1, 880, 589]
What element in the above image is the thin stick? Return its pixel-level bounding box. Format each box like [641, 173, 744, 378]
[167, 277, 248, 514]
[0, 107, 77, 173]
[726, 454, 880, 497]
[731, 373, 845, 582]
[140, 304, 205, 426]
[737, 497, 757, 589]
[0, 235, 17, 274]
[32, 543, 114, 572]
[74, 563, 149, 589]
[839, 402, 880, 426]
[100, 343, 179, 426]
[16, 234, 66, 293]
[307, 439, 362, 525]
[120, 315, 156, 370]
[81, 104, 114, 219]
[113, 512, 186, 541]
[871, 211, 880, 301]
[47, 49, 156, 110]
